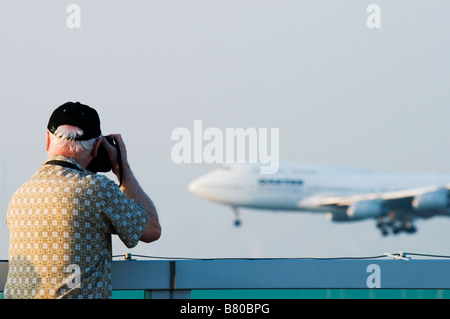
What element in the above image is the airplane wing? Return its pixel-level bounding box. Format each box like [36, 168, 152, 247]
[303, 185, 437, 207]
[297, 184, 450, 235]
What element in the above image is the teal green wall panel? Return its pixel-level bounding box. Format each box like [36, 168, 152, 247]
[191, 289, 450, 299]
[112, 290, 150, 299]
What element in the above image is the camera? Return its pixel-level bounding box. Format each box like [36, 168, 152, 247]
[87, 135, 123, 186]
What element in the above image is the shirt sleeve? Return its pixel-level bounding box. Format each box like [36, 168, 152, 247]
[93, 176, 149, 248]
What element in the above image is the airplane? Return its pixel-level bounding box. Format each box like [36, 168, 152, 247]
[188, 162, 450, 236]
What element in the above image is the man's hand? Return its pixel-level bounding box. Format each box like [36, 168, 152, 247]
[101, 134, 161, 243]
[101, 134, 128, 180]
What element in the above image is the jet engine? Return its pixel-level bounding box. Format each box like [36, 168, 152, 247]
[326, 210, 351, 222]
[412, 188, 449, 211]
[346, 199, 386, 220]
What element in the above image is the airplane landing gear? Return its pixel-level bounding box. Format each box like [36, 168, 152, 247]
[232, 206, 241, 227]
[376, 217, 417, 236]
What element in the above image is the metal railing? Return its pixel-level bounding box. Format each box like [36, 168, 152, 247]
[2, 257, 450, 298]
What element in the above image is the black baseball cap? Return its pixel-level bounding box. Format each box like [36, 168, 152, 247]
[47, 102, 102, 140]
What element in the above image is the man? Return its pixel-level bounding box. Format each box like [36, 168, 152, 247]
[4, 101, 161, 299]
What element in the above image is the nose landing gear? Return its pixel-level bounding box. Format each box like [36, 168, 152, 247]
[232, 206, 242, 227]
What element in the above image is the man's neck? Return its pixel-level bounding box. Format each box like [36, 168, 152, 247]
[47, 152, 91, 169]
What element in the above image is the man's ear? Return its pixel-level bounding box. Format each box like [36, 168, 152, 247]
[91, 137, 102, 158]
[46, 131, 51, 151]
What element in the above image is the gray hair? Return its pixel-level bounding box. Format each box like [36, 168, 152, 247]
[49, 125, 100, 153]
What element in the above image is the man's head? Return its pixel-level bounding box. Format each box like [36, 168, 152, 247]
[48, 102, 101, 140]
[46, 102, 103, 166]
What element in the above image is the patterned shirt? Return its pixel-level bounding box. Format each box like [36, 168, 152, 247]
[4, 155, 149, 299]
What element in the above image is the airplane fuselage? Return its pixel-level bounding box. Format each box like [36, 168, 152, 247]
[189, 163, 450, 212]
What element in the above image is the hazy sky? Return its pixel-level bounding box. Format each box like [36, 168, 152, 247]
[1, 1, 450, 260]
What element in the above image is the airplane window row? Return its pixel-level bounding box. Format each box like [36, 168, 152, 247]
[258, 179, 304, 185]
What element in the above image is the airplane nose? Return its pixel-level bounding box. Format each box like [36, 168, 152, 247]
[188, 176, 213, 199]
[188, 180, 200, 194]
[188, 170, 223, 201]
